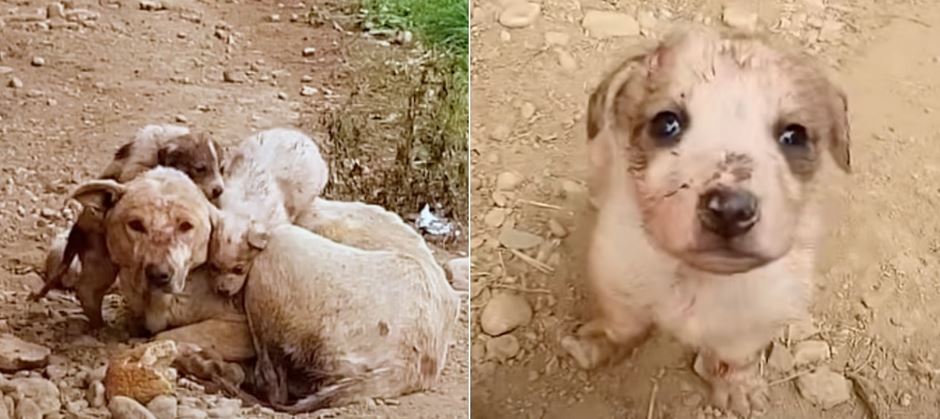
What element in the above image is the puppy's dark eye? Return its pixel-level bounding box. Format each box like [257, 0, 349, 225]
[179, 221, 194, 232]
[128, 219, 146, 233]
[232, 265, 246, 275]
[193, 165, 208, 175]
[778, 124, 809, 147]
[649, 111, 684, 145]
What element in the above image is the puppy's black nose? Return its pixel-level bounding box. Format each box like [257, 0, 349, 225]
[144, 263, 171, 287]
[211, 186, 223, 199]
[698, 188, 759, 238]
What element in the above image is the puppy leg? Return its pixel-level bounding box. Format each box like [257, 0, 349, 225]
[587, 135, 612, 210]
[693, 350, 769, 417]
[75, 279, 109, 329]
[154, 317, 255, 362]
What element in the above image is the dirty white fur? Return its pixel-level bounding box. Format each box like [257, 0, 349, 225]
[211, 128, 329, 295]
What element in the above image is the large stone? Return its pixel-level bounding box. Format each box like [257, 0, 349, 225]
[581, 11, 640, 38]
[8, 377, 60, 416]
[793, 340, 831, 366]
[0, 334, 50, 372]
[796, 368, 851, 409]
[104, 341, 178, 404]
[146, 395, 177, 419]
[108, 396, 156, 419]
[480, 293, 532, 336]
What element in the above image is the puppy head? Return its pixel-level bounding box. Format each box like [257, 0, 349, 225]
[73, 168, 216, 293]
[590, 27, 850, 274]
[156, 132, 226, 201]
[208, 213, 269, 291]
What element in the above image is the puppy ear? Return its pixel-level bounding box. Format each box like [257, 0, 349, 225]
[157, 143, 182, 167]
[827, 87, 851, 173]
[245, 222, 270, 251]
[71, 180, 126, 215]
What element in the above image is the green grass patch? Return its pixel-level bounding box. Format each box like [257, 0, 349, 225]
[362, 0, 469, 60]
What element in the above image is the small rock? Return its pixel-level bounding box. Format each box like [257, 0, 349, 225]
[104, 341, 177, 404]
[109, 396, 156, 419]
[174, 115, 188, 123]
[496, 171, 523, 190]
[146, 395, 177, 419]
[300, 86, 318, 96]
[222, 70, 247, 83]
[30, 57, 45, 67]
[489, 124, 511, 141]
[767, 341, 795, 373]
[498, 2, 540, 29]
[444, 258, 469, 291]
[14, 398, 41, 419]
[547, 219, 568, 238]
[486, 335, 521, 361]
[793, 340, 831, 366]
[899, 392, 912, 407]
[556, 49, 578, 71]
[722, 3, 759, 31]
[300, 75, 313, 82]
[9, 377, 60, 415]
[581, 10, 640, 38]
[819, 19, 843, 41]
[138, 0, 164, 11]
[302, 47, 316, 57]
[498, 228, 543, 250]
[206, 398, 239, 418]
[0, 67, 14, 75]
[0, 334, 50, 372]
[47, 3, 66, 19]
[267, 14, 280, 22]
[7, 78, 23, 89]
[544, 31, 570, 46]
[796, 368, 851, 409]
[499, 31, 511, 42]
[86, 381, 105, 408]
[483, 208, 507, 228]
[177, 406, 208, 419]
[480, 293, 533, 336]
[520, 102, 536, 119]
[276, 92, 288, 100]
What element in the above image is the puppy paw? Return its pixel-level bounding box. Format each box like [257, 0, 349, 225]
[560, 321, 637, 370]
[694, 353, 768, 417]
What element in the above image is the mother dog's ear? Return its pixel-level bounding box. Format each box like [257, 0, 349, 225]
[71, 180, 127, 215]
[827, 86, 852, 173]
[245, 221, 270, 251]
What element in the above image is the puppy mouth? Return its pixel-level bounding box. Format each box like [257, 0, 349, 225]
[681, 243, 774, 274]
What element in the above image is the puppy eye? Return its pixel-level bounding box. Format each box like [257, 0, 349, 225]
[232, 265, 245, 275]
[649, 111, 684, 145]
[778, 124, 809, 147]
[193, 165, 208, 175]
[179, 221, 194, 232]
[128, 219, 147, 233]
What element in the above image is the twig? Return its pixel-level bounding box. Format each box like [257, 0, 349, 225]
[490, 284, 553, 294]
[849, 339, 877, 374]
[507, 248, 554, 273]
[518, 199, 565, 211]
[882, 13, 932, 28]
[646, 380, 659, 419]
[769, 369, 811, 386]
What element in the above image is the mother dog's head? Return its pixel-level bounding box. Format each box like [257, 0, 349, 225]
[588, 27, 851, 274]
[72, 167, 216, 293]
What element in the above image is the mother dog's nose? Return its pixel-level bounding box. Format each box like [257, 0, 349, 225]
[144, 263, 171, 287]
[698, 188, 760, 238]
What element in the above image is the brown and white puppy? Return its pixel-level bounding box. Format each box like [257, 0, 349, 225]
[563, 26, 850, 416]
[71, 167, 217, 334]
[210, 128, 329, 296]
[32, 124, 226, 329]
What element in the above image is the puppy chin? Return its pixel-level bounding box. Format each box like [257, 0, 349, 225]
[680, 250, 772, 274]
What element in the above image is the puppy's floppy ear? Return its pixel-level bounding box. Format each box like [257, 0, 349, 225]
[71, 180, 127, 215]
[157, 142, 183, 167]
[245, 222, 270, 251]
[827, 86, 851, 173]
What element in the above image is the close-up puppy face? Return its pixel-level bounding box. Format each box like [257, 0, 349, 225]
[591, 28, 851, 274]
[155, 132, 226, 201]
[208, 213, 268, 293]
[73, 168, 216, 294]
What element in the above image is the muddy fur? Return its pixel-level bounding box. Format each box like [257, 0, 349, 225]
[32, 124, 226, 330]
[210, 128, 329, 296]
[564, 26, 851, 416]
[243, 224, 459, 412]
[70, 168, 217, 335]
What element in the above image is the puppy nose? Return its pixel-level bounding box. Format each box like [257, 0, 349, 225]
[144, 263, 171, 287]
[698, 188, 759, 238]
[211, 186, 223, 199]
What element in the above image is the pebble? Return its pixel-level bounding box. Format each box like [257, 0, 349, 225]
[7, 78, 23, 89]
[300, 86, 318, 96]
[767, 341, 795, 373]
[47, 3, 66, 20]
[483, 208, 507, 228]
[9, 377, 60, 415]
[14, 398, 41, 419]
[581, 10, 640, 38]
[109, 396, 157, 419]
[174, 115, 188, 123]
[520, 102, 536, 119]
[302, 47, 316, 57]
[177, 406, 208, 419]
[556, 49, 578, 71]
[793, 340, 831, 366]
[277, 92, 288, 100]
[444, 258, 470, 291]
[300, 75, 314, 82]
[86, 380, 105, 407]
[819, 19, 843, 41]
[485, 335, 521, 361]
[480, 293, 533, 336]
[206, 398, 240, 418]
[0, 334, 50, 372]
[498, 227, 543, 250]
[0, 67, 13, 75]
[795, 368, 851, 409]
[222, 70, 247, 83]
[268, 14, 281, 22]
[722, 3, 759, 31]
[899, 392, 912, 407]
[544, 31, 570, 46]
[498, 2, 541, 29]
[489, 124, 511, 141]
[146, 395, 177, 419]
[496, 171, 522, 190]
[30, 57, 45, 67]
[547, 219, 568, 238]
[138, 0, 164, 11]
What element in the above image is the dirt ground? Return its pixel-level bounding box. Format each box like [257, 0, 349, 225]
[470, 0, 940, 418]
[0, 0, 468, 417]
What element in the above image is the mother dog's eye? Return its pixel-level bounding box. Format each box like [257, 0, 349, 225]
[649, 111, 684, 145]
[232, 265, 246, 275]
[179, 221, 194, 232]
[128, 219, 146, 233]
[778, 124, 809, 147]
